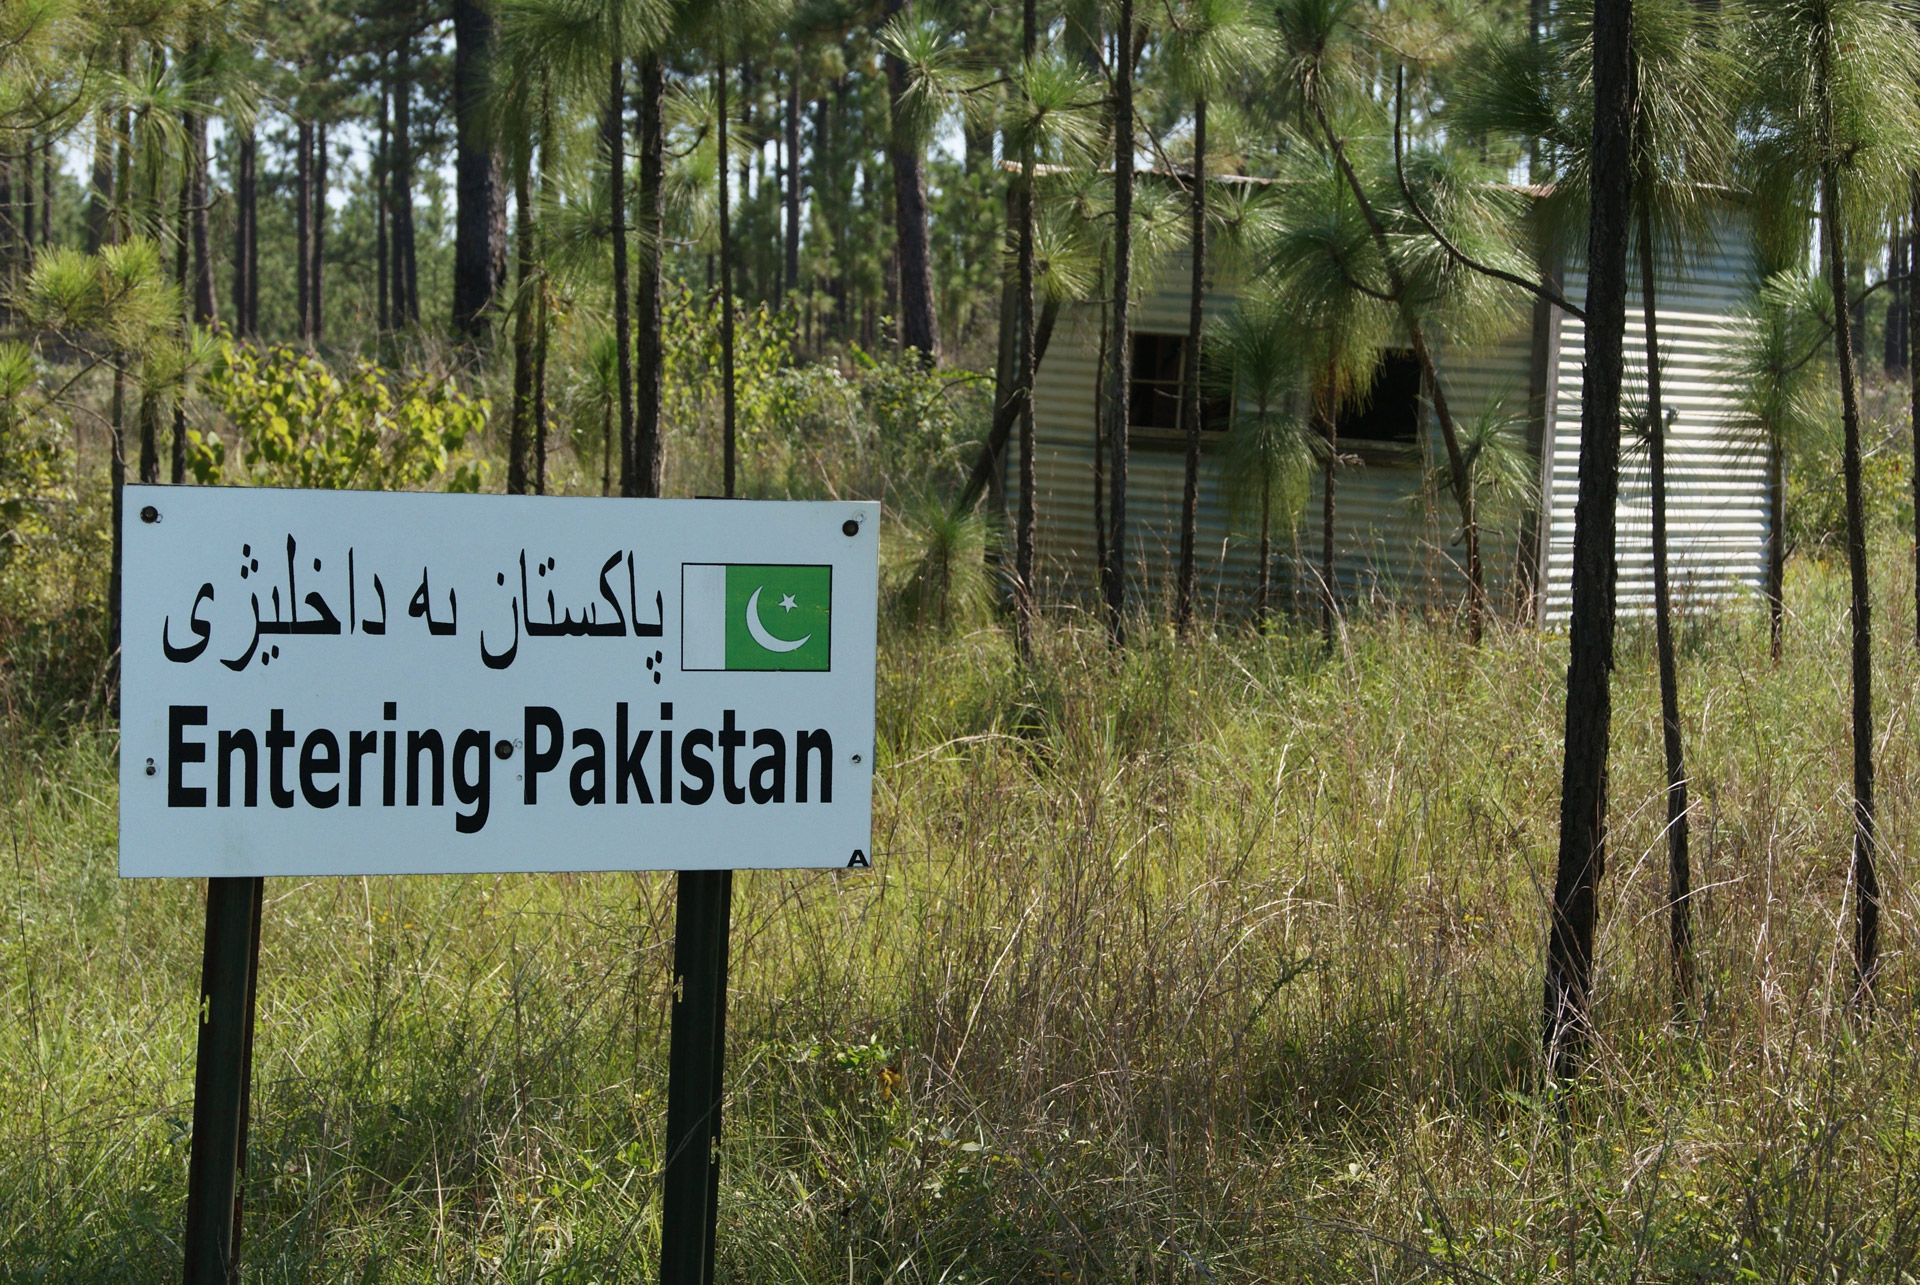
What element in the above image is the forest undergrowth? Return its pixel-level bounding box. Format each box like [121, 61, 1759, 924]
[4, 548, 1920, 1282]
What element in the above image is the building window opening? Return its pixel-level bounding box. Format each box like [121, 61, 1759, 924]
[1128, 333, 1230, 442]
[1338, 349, 1422, 445]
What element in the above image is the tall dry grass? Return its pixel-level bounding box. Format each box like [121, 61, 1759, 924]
[4, 554, 1920, 1282]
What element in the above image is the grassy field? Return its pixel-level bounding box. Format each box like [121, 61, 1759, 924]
[5, 547, 1920, 1282]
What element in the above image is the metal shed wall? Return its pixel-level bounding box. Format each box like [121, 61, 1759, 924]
[1019, 252, 1538, 620]
[1539, 213, 1765, 619]
[1018, 212, 1767, 625]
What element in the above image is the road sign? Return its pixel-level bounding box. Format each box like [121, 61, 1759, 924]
[119, 486, 879, 877]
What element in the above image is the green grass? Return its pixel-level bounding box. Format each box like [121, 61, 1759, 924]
[6, 554, 1920, 1282]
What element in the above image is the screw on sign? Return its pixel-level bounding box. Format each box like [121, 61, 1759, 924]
[119, 489, 879, 1285]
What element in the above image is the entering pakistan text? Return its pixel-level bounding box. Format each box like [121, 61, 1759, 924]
[164, 702, 835, 834]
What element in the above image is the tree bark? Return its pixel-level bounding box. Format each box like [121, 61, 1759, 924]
[393, 36, 419, 325]
[1013, 0, 1038, 656]
[171, 137, 188, 484]
[1103, 0, 1135, 647]
[607, 45, 633, 506]
[883, 0, 939, 364]
[1640, 205, 1692, 1012]
[1912, 183, 1920, 657]
[785, 71, 802, 297]
[295, 120, 312, 342]
[1821, 158, 1879, 1007]
[632, 54, 665, 498]
[1543, 0, 1634, 1076]
[453, 0, 505, 340]
[718, 45, 738, 498]
[87, 112, 111, 253]
[1769, 412, 1785, 661]
[377, 82, 390, 331]
[1175, 96, 1207, 634]
[189, 105, 215, 326]
[534, 83, 553, 495]
[312, 124, 327, 345]
[232, 131, 255, 335]
[1318, 381, 1337, 646]
[508, 148, 534, 495]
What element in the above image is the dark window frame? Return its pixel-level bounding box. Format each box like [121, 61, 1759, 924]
[1125, 332, 1231, 449]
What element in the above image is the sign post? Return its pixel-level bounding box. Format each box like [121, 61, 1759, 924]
[119, 487, 878, 1283]
[661, 868, 731, 1285]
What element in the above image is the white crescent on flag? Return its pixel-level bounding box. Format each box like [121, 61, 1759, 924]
[745, 586, 810, 652]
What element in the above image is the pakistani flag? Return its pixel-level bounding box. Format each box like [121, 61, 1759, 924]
[681, 564, 833, 672]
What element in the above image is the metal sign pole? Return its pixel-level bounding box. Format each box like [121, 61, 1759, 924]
[181, 876, 263, 1285]
[659, 868, 733, 1285]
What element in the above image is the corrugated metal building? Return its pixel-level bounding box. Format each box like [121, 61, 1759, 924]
[1012, 208, 1765, 624]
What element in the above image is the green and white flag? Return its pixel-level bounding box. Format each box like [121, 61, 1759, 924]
[681, 563, 833, 672]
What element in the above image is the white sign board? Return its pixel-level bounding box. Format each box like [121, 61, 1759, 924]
[119, 486, 878, 877]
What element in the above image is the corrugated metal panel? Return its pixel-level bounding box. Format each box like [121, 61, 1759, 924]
[1020, 252, 1539, 619]
[1540, 211, 1766, 620]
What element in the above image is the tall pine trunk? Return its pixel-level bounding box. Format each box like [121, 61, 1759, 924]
[534, 83, 553, 495]
[232, 131, 256, 335]
[453, 0, 504, 340]
[1640, 205, 1692, 1011]
[607, 43, 633, 504]
[785, 72, 801, 296]
[1820, 160, 1880, 1006]
[1013, 0, 1038, 657]
[1103, 0, 1135, 647]
[295, 120, 312, 342]
[1543, 0, 1634, 1075]
[1912, 182, 1920, 657]
[393, 36, 418, 325]
[377, 84, 390, 332]
[171, 135, 188, 484]
[508, 148, 534, 495]
[633, 54, 665, 497]
[1175, 96, 1206, 633]
[312, 124, 327, 345]
[883, 0, 939, 364]
[87, 112, 110, 253]
[188, 93, 215, 326]
[1318, 379, 1337, 645]
[718, 45, 738, 498]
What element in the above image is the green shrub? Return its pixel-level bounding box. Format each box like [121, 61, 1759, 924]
[193, 341, 490, 493]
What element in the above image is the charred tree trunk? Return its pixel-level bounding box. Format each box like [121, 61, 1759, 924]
[785, 71, 801, 297]
[171, 138, 189, 484]
[453, 0, 505, 340]
[1013, 0, 1038, 657]
[295, 120, 312, 342]
[1640, 206, 1692, 1012]
[632, 54, 665, 498]
[1543, 0, 1634, 1076]
[1175, 96, 1207, 634]
[312, 124, 327, 345]
[188, 100, 215, 326]
[1821, 161, 1880, 1008]
[608, 45, 634, 505]
[232, 131, 256, 335]
[1103, 0, 1135, 647]
[377, 83, 390, 331]
[393, 36, 419, 326]
[1913, 184, 1920, 658]
[883, 0, 939, 365]
[1318, 382, 1337, 646]
[508, 149, 534, 495]
[718, 44, 738, 497]
[88, 112, 111, 253]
